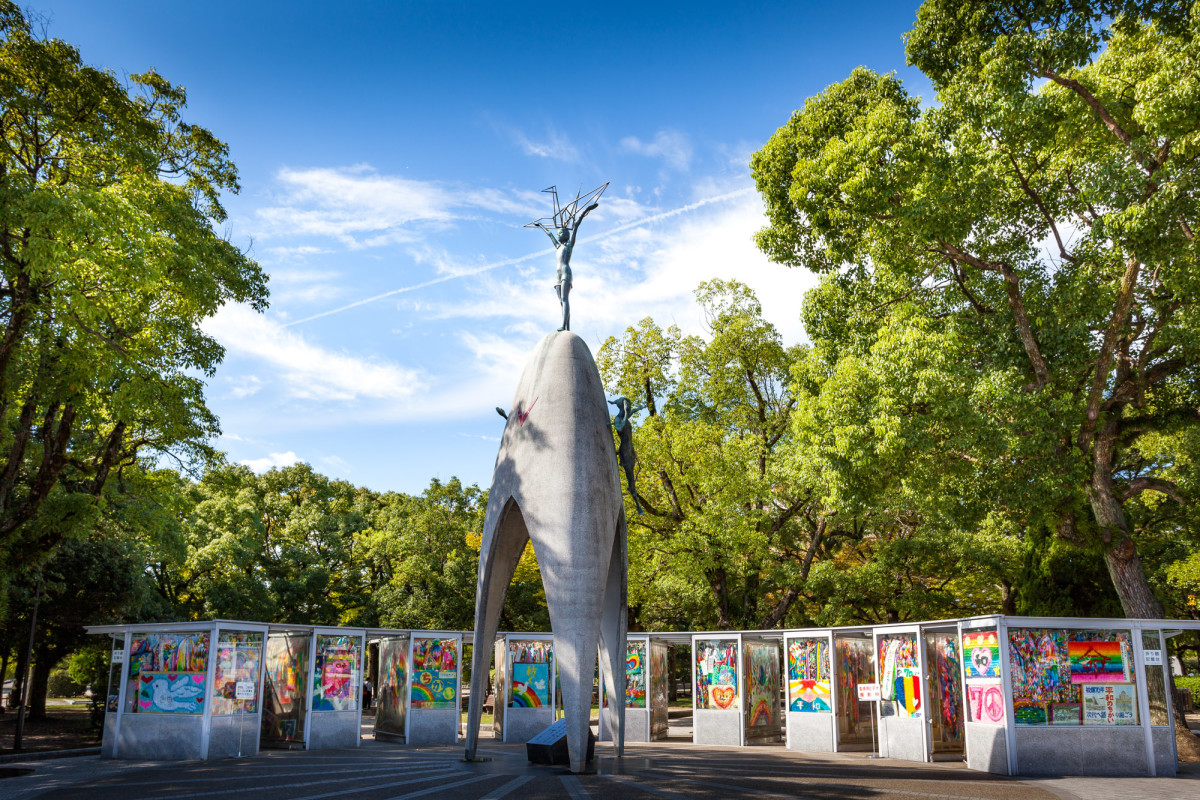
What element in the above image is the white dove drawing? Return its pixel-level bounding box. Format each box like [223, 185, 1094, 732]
[149, 675, 204, 712]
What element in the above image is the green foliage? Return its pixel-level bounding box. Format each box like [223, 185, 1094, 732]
[751, 0, 1200, 618]
[0, 3, 268, 608]
[368, 478, 487, 631]
[66, 644, 110, 693]
[599, 281, 1010, 628]
[47, 664, 84, 697]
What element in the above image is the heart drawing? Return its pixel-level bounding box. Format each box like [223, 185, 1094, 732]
[711, 685, 736, 710]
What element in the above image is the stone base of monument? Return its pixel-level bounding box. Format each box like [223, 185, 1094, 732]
[526, 719, 595, 766]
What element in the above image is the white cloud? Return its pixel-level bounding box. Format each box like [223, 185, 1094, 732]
[320, 455, 352, 475]
[229, 375, 263, 398]
[203, 305, 426, 402]
[269, 267, 346, 305]
[413, 180, 813, 346]
[259, 244, 330, 264]
[255, 165, 453, 247]
[508, 127, 580, 161]
[254, 165, 546, 250]
[241, 451, 301, 472]
[621, 130, 693, 171]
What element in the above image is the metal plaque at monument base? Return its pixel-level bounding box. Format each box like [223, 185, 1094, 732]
[526, 719, 595, 766]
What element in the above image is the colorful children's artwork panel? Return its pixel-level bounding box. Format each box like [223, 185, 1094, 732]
[1082, 684, 1137, 725]
[1049, 702, 1082, 725]
[322, 656, 353, 699]
[264, 634, 308, 709]
[694, 639, 738, 711]
[312, 635, 361, 712]
[129, 632, 210, 679]
[1067, 640, 1129, 684]
[507, 640, 553, 709]
[928, 634, 964, 743]
[376, 636, 409, 735]
[411, 638, 458, 709]
[966, 681, 1005, 724]
[962, 630, 1001, 679]
[138, 671, 206, 713]
[879, 635, 921, 718]
[1014, 701, 1048, 725]
[1008, 628, 1137, 725]
[791, 680, 832, 713]
[510, 662, 550, 708]
[835, 637, 874, 732]
[626, 639, 647, 709]
[212, 632, 262, 715]
[744, 641, 780, 728]
[788, 638, 831, 713]
[1008, 628, 1073, 709]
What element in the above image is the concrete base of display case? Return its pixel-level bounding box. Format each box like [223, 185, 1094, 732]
[502, 707, 555, 743]
[965, 722, 1008, 774]
[878, 716, 924, 762]
[600, 706, 648, 742]
[787, 713, 834, 752]
[1151, 727, 1176, 776]
[694, 709, 741, 746]
[408, 708, 459, 745]
[101, 715, 118, 758]
[309, 710, 360, 749]
[208, 713, 261, 758]
[1015, 725, 1150, 776]
[115, 714, 204, 760]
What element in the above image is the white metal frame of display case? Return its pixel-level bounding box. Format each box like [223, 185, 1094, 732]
[498, 631, 558, 743]
[365, 628, 412, 741]
[871, 622, 929, 763]
[88, 619, 272, 760]
[781, 628, 836, 752]
[691, 632, 745, 747]
[308, 626, 367, 749]
[405, 630, 464, 745]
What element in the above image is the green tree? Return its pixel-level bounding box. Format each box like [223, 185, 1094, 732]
[365, 478, 549, 631]
[0, 3, 267, 604]
[176, 464, 374, 625]
[599, 282, 827, 630]
[3, 533, 149, 717]
[751, 1, 1200, 622]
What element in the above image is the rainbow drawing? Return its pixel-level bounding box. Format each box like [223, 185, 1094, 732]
[1068, 641, 1128, 684]
[748, 698, 772, 727]
[510, 682, 543, 707]
[963, 630, 1001, 678]
[510, 663, 550, 708]
[410, 682, 436, 707]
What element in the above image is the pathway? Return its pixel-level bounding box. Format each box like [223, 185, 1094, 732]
[0, 740, 1196, 800]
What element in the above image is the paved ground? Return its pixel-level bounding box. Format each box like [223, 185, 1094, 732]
[0, 739, 1197, 800]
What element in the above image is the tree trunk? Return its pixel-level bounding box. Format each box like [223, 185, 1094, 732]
[0, 652, 7, 712]
[8, 644, 25, 710]
[1088, 459, 1200, 759]
[1099, 536, 1163, 619]
[29, 652, 50, 719]
[999, 579, 1016, 616]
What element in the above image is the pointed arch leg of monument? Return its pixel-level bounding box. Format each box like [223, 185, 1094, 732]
[597, 509, 629, 758]
[465, 499, 530, 761]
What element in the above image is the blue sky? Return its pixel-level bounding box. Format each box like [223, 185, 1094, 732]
[37, 1, 930, 494]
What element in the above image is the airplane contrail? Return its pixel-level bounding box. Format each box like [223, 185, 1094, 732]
[282, 186, 754, 328]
